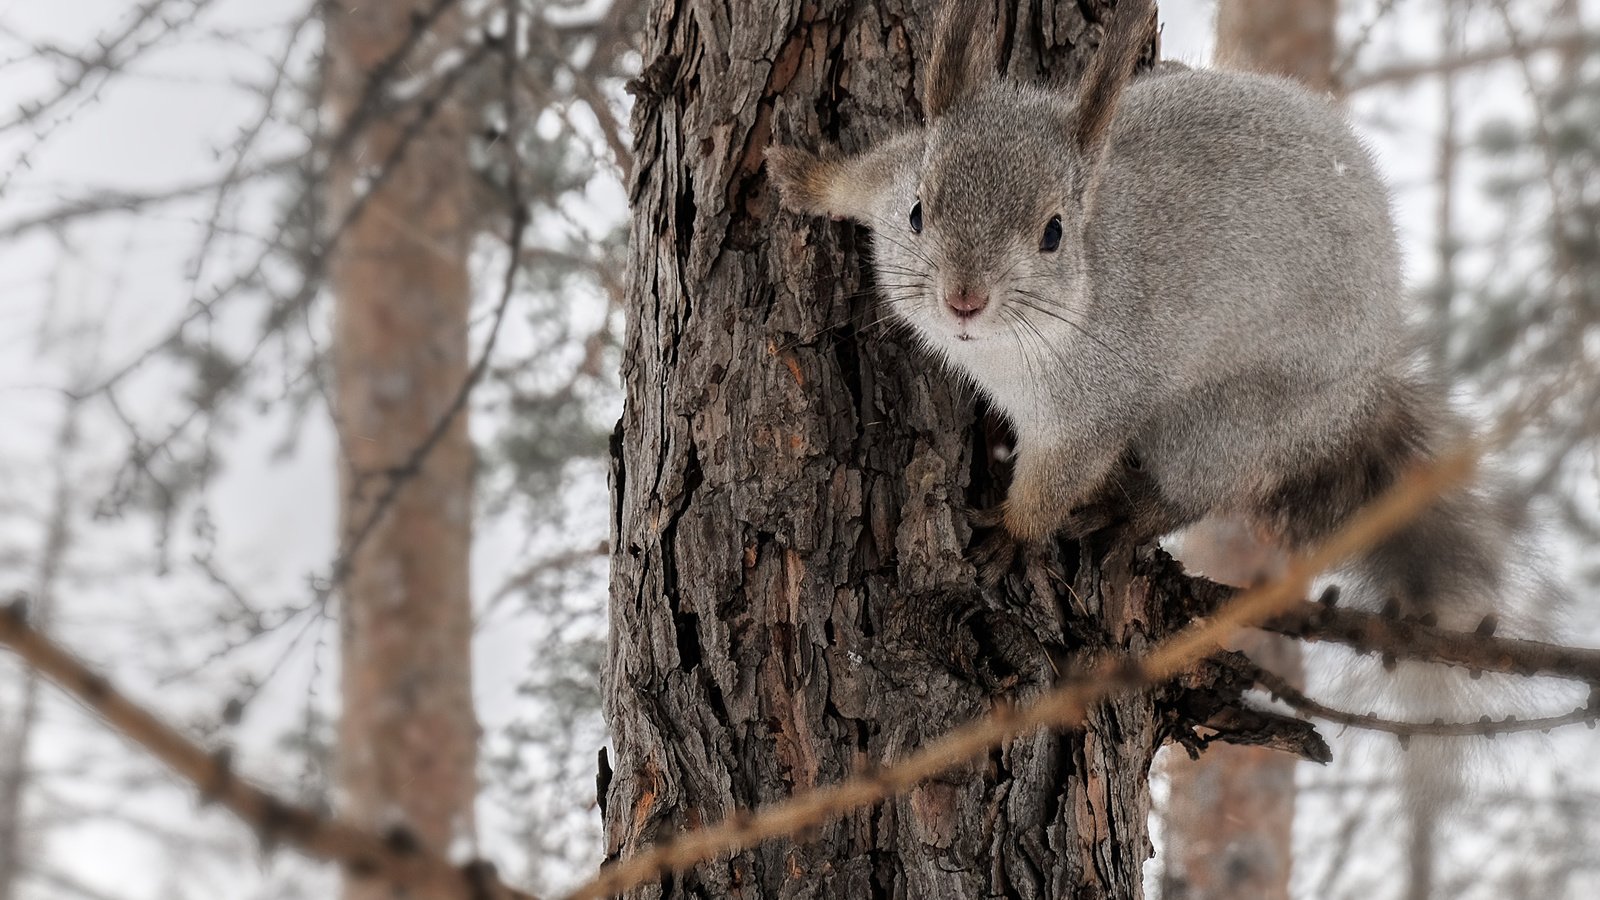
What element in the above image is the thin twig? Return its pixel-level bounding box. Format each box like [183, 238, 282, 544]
[0, 156, 296, 241]
[1345, 31, 1600, 92]
[1333, 0, 1405, 84]
[1241, 656, 1598, 740]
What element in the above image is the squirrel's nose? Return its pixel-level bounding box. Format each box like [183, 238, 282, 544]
[946, 288, 988, 320]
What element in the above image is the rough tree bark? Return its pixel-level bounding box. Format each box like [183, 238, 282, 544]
[601, 2, 1229, 897]
[326, 4, 479, 898]
[1158, 3, 1334, 898]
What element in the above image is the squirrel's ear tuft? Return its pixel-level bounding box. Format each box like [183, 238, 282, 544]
[767, 132, 921, 225]
[925, 0, 1001, 119]
[766, 145, 839, 218]
[1071, 0, 1157, 157]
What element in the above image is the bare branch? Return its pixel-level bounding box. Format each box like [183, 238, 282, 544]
[0, 394, 81, 899]
[1333, 0, 1404, 83]
[0, 156, 296, 242]
[0, 0, 217, 133]
[1241, 655, 1598, 740]
[75, 0, 479, 401]
[1259, 599, 1600, 685]
[0, 600, 539, 900]
[1345, 31, 1600, 92]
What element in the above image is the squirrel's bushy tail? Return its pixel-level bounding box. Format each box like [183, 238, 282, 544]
[1317, 396, 1562, 815]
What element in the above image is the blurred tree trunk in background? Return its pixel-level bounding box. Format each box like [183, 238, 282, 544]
[1406, 5, 1462, 897]
[1160, 524, 1296, 900]
[1216, 0, 1337, 91]
[602, 1, 1189, 897]
[1158, 3, 1333, 899]
[326, 4, 479, 898]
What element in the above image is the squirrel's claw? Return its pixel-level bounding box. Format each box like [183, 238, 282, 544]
[971, 529, 1020, 587]
[961, 502, 1007, 530]
[965, 497, 1110, 588]
[965, 502, 1023, 587]
[965, 502, 1041, 587]
[1059, 503, 1114, 540]
[970, 529, 1065, 588]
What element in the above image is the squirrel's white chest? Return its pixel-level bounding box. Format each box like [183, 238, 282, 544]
[942, 341, 1054, 434]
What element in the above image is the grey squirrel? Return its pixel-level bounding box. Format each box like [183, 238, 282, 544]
[767, 0, 1551, 807]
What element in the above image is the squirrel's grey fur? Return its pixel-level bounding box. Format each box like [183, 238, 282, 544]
[768, 0, 1546, 809]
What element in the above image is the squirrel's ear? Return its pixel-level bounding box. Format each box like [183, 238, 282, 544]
[766, 146, 839, 218]
[767, 134, 919, 224]
[1071, 0, 1157, 157]
[925, 0, 1001, 119]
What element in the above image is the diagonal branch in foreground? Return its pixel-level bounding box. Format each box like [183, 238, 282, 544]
[560, 448, 1484, 900]
[9, 431, 1599, 898]
[0, 600, 539, 900]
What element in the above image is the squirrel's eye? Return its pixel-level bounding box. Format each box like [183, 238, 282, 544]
[909, 200, 923, 234]
[1040, 215, 1063, 252]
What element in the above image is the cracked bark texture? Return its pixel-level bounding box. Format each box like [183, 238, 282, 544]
[604, 2, 1172, 897]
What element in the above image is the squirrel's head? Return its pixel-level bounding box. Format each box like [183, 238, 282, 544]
[767, 0, 1153, 351]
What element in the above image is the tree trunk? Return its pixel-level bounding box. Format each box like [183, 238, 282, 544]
[603, 2, 1186, 897]
[1411, 5, 1459, 897]
[1215, 0, 1336, 92]
[1160, 523, 1298, 900]
[326, 5, 478, 897]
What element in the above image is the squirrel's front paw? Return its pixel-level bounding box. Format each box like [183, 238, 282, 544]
[963, 496, 1120, 586]
[963, 503, 1017, 585]
[1058, 503, 1114, 540]
[964, 504, 1059, 587]
[970, 527, 1020, 587]
[962, 502, 1007, 531]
